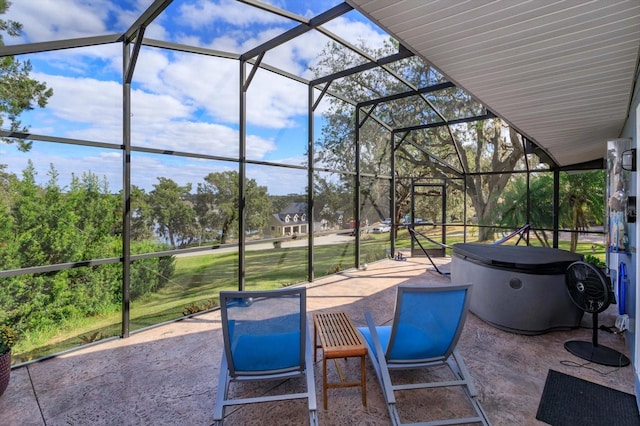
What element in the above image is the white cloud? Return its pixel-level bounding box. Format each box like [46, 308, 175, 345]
[30, 71, 277, 159]
[13, 0, 389, 130]
[132, 120, 276, 159]
[247, 163, 307, 195]
[132, 48, 171, 93]
[153, 53, 239, 122]
[5, 0, 159, 43]
[6, 135, 302, 195]
[323, 16, 388, 51]
[33, 73, 123, 125]
[21, 77, 288, 164]
[246, 71, 308, 128]
[178, 0, 288, 28]
[131, 49, 310, 130]
[7, 0, 106, 42]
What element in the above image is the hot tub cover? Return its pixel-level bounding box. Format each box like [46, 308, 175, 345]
[452, 243, 583, 275]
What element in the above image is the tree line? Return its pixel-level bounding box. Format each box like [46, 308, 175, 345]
[0, 163, 291, 339]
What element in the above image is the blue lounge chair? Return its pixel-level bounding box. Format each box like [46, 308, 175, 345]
[358, 283, 490, 425]
[213, 287, 317, 425]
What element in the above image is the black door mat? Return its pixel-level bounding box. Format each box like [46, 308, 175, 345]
[536, 369, 640, 426]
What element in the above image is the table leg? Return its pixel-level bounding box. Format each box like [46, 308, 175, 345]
[360, 355, 366, 406]
[323, 357, 328, 410]
[314, 323, 318, 362]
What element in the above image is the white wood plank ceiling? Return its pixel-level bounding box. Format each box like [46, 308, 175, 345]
[348, 0, 640, 167]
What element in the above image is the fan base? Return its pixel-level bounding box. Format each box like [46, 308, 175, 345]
[565, 340, 630, 367]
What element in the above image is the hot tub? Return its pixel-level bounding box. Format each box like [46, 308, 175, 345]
[451, 243, 584, 335]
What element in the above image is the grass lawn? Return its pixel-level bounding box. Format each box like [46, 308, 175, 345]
[12, 228, 606, 363]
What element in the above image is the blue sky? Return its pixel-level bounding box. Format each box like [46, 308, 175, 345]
[2, 0, 390, 195]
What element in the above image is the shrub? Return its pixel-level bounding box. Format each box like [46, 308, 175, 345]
[584, 254, 606, 269]
[0, 325, 17, 355]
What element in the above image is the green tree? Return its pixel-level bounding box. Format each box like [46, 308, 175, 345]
[559, 170, 605, 252]
[129, 185, 155, 241]
[496, 170, 604, 250]
[195, 171, 271, 244]
[314, 176, 352, 228]
[148, 177, 196, 249]
[0, 0, 53, 151]
[2, 164, 122, 331]
[312, 40, 526, 241]
[11, 161, 47, 266]
[0, 164, 174, 338]
[496, 174, 554, 246]
[63, 170, 121, 258]
[0, 165, 18, 268]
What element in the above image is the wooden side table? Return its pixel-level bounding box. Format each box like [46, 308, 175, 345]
[313, 311, 367, 409]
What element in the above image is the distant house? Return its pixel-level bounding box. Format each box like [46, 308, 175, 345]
[269, 202, 309, 236]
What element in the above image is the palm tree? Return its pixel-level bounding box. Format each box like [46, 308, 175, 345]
[559, 170, 605, 252]
[496, 174, 553, 246]
[496, 170, 604, 250]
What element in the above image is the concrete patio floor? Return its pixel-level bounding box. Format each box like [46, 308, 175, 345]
[0, 256, 635, 425]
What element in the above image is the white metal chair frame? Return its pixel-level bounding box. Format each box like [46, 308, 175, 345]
[213, 287, 317, 425]
[360, 283, 491, 426]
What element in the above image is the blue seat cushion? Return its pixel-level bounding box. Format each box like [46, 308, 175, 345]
[387, 323, 439, 360]
[359, 324, 441, 361]
[231, 331, 301, 372]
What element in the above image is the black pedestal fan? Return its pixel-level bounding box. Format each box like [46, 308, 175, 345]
[564, 261, 630, 367]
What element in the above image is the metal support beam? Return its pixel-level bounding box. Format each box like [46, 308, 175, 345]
[447, 123, 468, 175]
[393, 131, 410, 151]
[525, 144, 531, 245]
[441, 181, 447, 245]
[390, 132, 397, 256]
[355, 107, 362, 269]
[239, 60, 248, 290]
[0, 34, 121, 57]
[359, 105, 378, 127]
[463, 177, 468, 243]
[0, 130, 122, 149]
[241, 2, 352, 61]
[310, 49, 414, 86]
[526, 168, 531, 245]
[308, 84, 315, 282]
[312, 82, 331, 111]
[357, 82, 456, 108]
[125, 26, 145, 84]
[243, 52, 265, 92]
[142, 38, 240, 60]
[124, 0, 173, 42]
[553, 170, 560, 248]
[121, 42, 132, 338]
[238, 0, 309, 24]
[395, 112, 496, 134]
